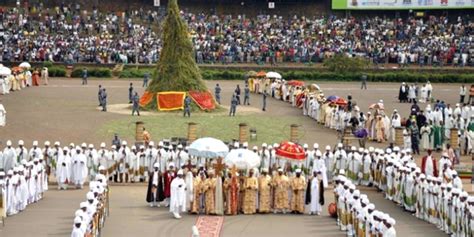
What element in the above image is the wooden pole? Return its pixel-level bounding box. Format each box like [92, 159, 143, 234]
[239, 123, 248, 144]
[290, 124, 299, 143]
[395, 127, 404, 146]
[187, 122, 198, 142]
[135, 121, 144, 143]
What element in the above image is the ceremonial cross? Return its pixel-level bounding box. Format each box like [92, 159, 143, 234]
[213, 157, 225, 177]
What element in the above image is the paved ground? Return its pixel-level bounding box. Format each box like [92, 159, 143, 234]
[0, 78, 470, 236]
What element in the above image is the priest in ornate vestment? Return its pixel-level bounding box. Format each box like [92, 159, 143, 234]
[290, 169, 306, 214]
[272, 168, 290, 213]
[190, 169, 203, 214]
[242, 169, 258, 214]
[204, 169, 217, 215]
[223, 169, 240, 215]
[258, 168, 272, 213]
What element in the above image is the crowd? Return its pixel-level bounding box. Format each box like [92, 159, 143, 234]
[1, 4, 473, 66]
[248, 77, 474, 158]
[0, 67, 49, 94]
[71, 169, 109, 237]
[0, 140, 48, 217]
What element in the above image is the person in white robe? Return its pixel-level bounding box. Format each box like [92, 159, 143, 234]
[16, 166, 28, 211]
[420, 84, 428, 103]
[117, 141, 130, 182]
[6, 170, 17, 215]
[382, 217, 397, 237]
[333, 143, 347, 176]
[403, 128, 411, 150]
[390, 110, 401, 142]
[360, 149, 372, 186]
[145, 141, 158, 175]
[71, 216, 85, 237]
[185, 168, 194, 211]
[420, 123, 432, 151]
[15, 141, 27, 163]
[28, 141, 43, 162]
[170, 169, 186, 219]
[3, 140, 17, 172]
[85, 144, 98, 181]
[72, 147, 88, 189]
[0, 103, 6, 127]
[259, 143, 271, 171]
[57, 147, 72, 190]
[0, 171, 6, 218]
[174, 144, 189, 170]
[308, 170, 327, 215]
[129, 146, 138, 182]
[157, 142, 169, 173]
[322, 145, 334, 181]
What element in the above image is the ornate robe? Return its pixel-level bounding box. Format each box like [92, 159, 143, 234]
[223, 176, 239, 215]
[242, 176, 258, 214]
[190, 177, 203, 214]
[204, 177, 217, 215]
[290, 176, 306, 213]
[272, 175, 290, 210]
[258, 175, 272, 213]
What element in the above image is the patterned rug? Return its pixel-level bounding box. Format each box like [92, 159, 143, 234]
[193, 215, 224, 237]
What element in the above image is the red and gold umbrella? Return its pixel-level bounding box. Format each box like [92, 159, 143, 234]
[256, 71, 267, 77]
[287, 80, 304, 87]
[276, 141, 306, 161]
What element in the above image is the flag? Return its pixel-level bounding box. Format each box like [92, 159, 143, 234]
[139, 91, 155, 107]
[157, 92, 186, 111]
[189, 90, 216, 110]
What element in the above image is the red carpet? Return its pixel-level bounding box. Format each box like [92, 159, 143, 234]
[193, 215, 224, 237]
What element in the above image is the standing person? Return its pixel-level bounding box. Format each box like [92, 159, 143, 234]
[56, 148, 71, 190]
[421, 149, 438, 177]
[143, 72, 150, 87]
[82, 68, 88, 85]
[0, 102, 5, 127]
[101, 89, 107, 112]
[273, 168, 289, 214]
[128, 83, 134, 104]
[258, 168, 272, 214]
[3, 140, 17, 171]
[72, 147, 87, 189]
[262, 91, 267, 111]
[290, 169, 306, 214]
[229, 94, 237, 116]
[32, 68, 40, 86]
[41, 67, 48, 85]
[459, 85, 467, 103]
[169, 169, 186, 219]
[97, 85, 103, 106]
[234, 85, 241, 105]
[307, 170, 326, 215]
[132, 92, 140, 116]
[360, 74, 367, 90]
[214, 83, 221, 104]
[243, 84, 250, 105]
[242, 168, 258, 214]
[183, 96, 191, 117]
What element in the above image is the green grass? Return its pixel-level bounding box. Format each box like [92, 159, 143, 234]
[98, 112, 299, 146]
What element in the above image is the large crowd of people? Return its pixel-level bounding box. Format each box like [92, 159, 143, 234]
[1, 4, 473, 66]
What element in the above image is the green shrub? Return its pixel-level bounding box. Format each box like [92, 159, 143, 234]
[42, 61, 53, 68]
[71, 68, 112, 78]
[48, 66, 66, 77]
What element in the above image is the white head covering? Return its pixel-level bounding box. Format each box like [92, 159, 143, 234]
[325, 145, 331, 150]
[313, 143, 319, 149]
[177, 169, 184, 175]
[74, 216, 83, 224]
[33, 140, 38, 146]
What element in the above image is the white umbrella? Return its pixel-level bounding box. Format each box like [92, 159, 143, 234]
[19, 62, 31, 68]
[266, 71, 282, 79]
[224, 148, 261, 170]
[0, 66, 11, 76]
[188, 137, 229, 158]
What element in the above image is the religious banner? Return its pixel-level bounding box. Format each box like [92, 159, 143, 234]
[188, 90, 216, 111]
[157, 92, 186, 111]
[139, 91, 155, 107]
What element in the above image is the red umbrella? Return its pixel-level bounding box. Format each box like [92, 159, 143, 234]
[276, 141, 306, 161]
[333, 98, 348, 106]
[287, 80, 304, 87]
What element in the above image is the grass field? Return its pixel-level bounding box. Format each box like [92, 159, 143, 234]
[98, 111, 302, 146]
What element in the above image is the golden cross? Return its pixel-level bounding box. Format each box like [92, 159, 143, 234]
[213, 157, 226, 177]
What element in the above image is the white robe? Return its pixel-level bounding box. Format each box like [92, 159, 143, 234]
[169, 177, 186, 213]
[2, 147, 17, 171]
[309, 176, 323, 213]
[72, 153, 88, 185]
[57, 154, 71, 184]
[0, 104, 6, 126]
[383, 227, 397, 237]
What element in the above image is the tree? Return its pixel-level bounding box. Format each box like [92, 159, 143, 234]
[145, 0, 207, 109]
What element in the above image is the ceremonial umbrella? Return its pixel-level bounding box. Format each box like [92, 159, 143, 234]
[266, 71, 282, 79]
[188, 137, 229, 159]
[275, 141, 306, 161]
[246, 71, 257, 78]
[333, 98, 348, 106]
[287, 80, 304, 87]
[224, 148, 261, 170]
[0, 66, 11, 76]
[326, 95, 340, 102]
[256, 71, 267, 77]
[19, 62, 31, 69]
